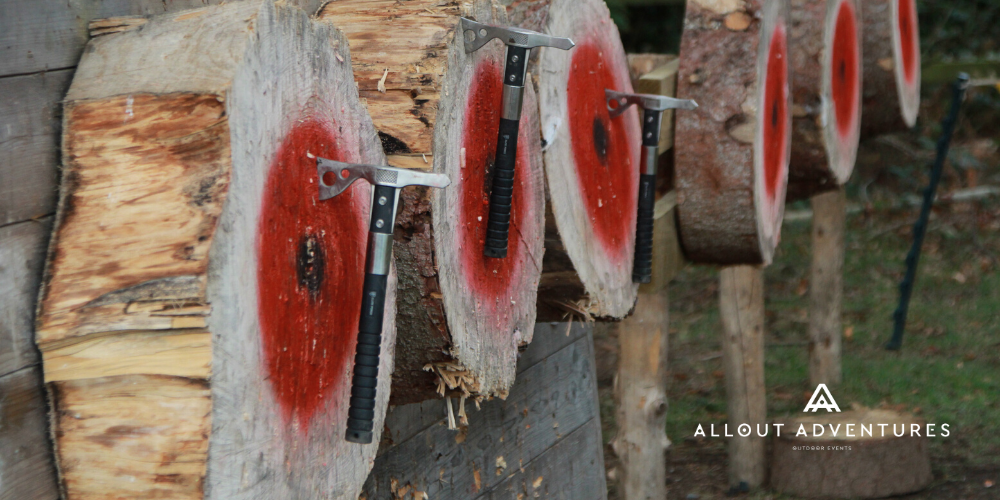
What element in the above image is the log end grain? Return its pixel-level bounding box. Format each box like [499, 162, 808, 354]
[676, 0, 791, 265]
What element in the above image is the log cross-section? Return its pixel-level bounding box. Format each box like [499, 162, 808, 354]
[318, 0, 546, 403]
[35, 2, 392, 498]
[861, 0, 921, 136]
[675, 0, 792, 265]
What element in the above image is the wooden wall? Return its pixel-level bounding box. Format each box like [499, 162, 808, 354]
[0, 1, 324, 498]
[363, 322, 607, 500]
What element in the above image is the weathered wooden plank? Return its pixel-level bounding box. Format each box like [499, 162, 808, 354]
[482, 418, 607, 500]
[361, 327, 601, 499]
[0, 218, 52, 377]
[0, 366, 60, 500]
[0, 71, 71, 226]
[0, 0, 326, 78]
[378, 321, 592, 455]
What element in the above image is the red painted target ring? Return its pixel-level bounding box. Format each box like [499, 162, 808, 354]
[762, 22, 789, 203]
[257, 118, 367, 429]
[897, 0, 919, 86]
[830, 0, 860, 144]
[566, 41, 639, 264]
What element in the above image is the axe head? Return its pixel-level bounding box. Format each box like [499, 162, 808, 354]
[605, 89, 698, 118]
[460, 17, 574, 53]
[316, 158, 450, 200]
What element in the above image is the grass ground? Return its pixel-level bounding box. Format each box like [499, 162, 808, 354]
[596, 124, 1000, 499]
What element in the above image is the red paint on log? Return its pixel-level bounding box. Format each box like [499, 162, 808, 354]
[831, 0, 860, 142]
[897, 0, 918, 85]
[762, 22, 789, 201]
[257, 118, 367, 429]
[567, 41, 637, 262]
[458, 60, 527, 314]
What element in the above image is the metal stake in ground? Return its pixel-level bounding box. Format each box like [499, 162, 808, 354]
[604, 90, 697, 283]
[316, 158, 450, 443]
[887, 73, 969, 351]
[460, 17, 574, 258]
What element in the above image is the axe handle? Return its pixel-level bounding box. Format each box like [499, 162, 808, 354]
[484, 117, 520, 258]
[484, 46, 529, 259]
[345, 184, 397, 444]
[632, 108, 662, 284]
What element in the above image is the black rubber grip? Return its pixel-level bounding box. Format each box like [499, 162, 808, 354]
[484, 117, 520, 258]
[632, 174, 656, 284]
[345, 272, 388, 444]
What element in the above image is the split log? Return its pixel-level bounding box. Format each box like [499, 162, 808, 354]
[861, 0, 920, 136]
[808, 189, 846, 386]
[771, 409, 933, 498]
[538, 0, 642, 318]
[317, 0, 545, 404]
[719, 265, 767, 488]
[675, 0, 792, 265]
[35, 2, 391, 498]
[499, 0, 550, 33]
[787, 0, 863, 202]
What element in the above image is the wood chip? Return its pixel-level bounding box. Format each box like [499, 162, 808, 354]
[724, 11, 752, 31]
[378, 68, 389, 93]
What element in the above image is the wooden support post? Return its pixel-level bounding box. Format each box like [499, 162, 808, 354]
[612, 292, 670, 500]
[608, 57, 683, 500]
[809, 188, 846, 386]
[718, 265, 767, 488]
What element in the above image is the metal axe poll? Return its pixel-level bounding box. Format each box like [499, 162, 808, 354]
[604, 90, 697, 284]
[460, 17, 574, 258]
[316, 158, 450, 444]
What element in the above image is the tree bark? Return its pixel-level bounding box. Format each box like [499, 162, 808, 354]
[538, 0, 641, 319]
[771, 410, 933, 498]
[317, 0, 547, 404]
[861, 0, 921, 137]
[612, 292, 671, 500]
[36, 3, 389, 498]
[675, 0, 791, 265]
[787, 0, 863, 202]
[719, 265, 767, 488]
[809, 189, 846, 386]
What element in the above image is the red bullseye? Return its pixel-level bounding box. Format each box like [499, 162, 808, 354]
[567, 42, 637, 261]
[257, 118, 366, 429]
[762, 23, 789, 200]
[830, 1, 860, 141]
[897, 0, 918, 85]
[458, 60, 526, 311]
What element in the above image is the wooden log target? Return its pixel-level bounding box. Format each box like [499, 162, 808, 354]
[861, 0, 921, 136]
[675, 0, 792, 265]
[35, 2, 389, 497]
[317, 0, 545, 403]
[538, 0, 642, 318]
[787, 0, 863, 202]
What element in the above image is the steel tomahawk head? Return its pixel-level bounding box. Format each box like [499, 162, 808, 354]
[460, 17, 575, 53]
[604, 89, 698, 117]
[316, 158, 450, 200]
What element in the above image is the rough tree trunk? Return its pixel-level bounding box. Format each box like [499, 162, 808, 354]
[675, 0, 791, 265]
[861, 0, 921, 137]
[808, 188, 846, 386]
[611, 292, 671, 500]
[317, 0, 546, 405]
[35, 3, 390, 498]
[719, 265, 767, 488]
[771, 410, 933, 498]
[787, 0, 863, 202]
[538, 0, 642, 319]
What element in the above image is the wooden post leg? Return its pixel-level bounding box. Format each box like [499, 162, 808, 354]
[719, 265, 767, 488]
[613, 291, 670, 500]
[808, 188, 846, 386]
